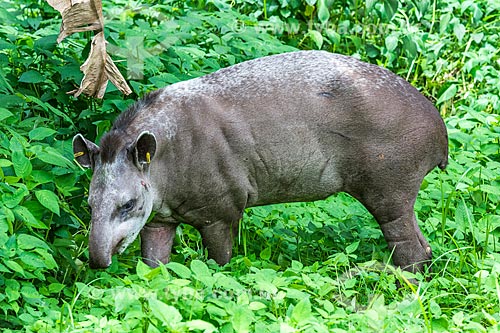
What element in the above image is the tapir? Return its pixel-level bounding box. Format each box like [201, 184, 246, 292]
[73, 50, 448, 272]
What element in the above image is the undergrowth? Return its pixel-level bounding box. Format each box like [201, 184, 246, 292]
[0, 0, 499, 332]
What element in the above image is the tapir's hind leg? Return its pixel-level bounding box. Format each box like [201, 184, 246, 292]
[347, 176, 432, 273]
[140, 222, 178, 267]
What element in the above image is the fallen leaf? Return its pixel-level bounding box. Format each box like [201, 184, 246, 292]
[47, 0, 104, 43]
[70, 32, 131, 98]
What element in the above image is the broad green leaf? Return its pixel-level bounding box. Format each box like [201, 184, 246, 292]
[231, 306, 254, 333]
[29, 127, 56, 141]
[149, 298, 182, 325]
[21, 285, 41, 300]
[30, 170, 54, 184]
[317, 0, 330, 24]
[439, 13, 451, 34]
[6, 280, 21, 301]
[166, 262, 192, 279]
[34, 146, 73, 168]
[12, 151, 32, 178]
[453, 23, 466, 42]
[48, 283, 65, 293]
[436, 84, 457, 105]
[114, 288, 140, 313]
[385, 34, 399, 51]
[383, 0, 399, 20]
[307, 30, 323, 49]
[13, 205, 48, 229]
[480, 185, 500, 196]
[17, 234, 50, 250]
[366, 0, 377, 12]
[325, 29, 340, 45]
[136, 259, 153, 280]
[3, 186, 29, 208]
[191, 259, 215, 288]
[260, 246, 271, 260]
[185, 320, 217, 333]
[191, 259, 210, 277]
[249, 301, 267, 311]
[345, 241, 359, 254]
[5, 260, 24, 275]
[19, 70, 44, 83]
[35, 190, 60, 215]
[0, 159, 13, 167]
[0, 107, 13, 122]
[291, 297, 313, 324]
[0, 217, 10, 234]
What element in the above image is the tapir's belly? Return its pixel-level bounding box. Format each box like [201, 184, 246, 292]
[242, 122, 345, 207]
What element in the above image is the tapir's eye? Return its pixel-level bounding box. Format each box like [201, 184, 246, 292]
[121, 199, 136, 213]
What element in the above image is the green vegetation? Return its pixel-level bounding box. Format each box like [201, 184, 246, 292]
[0, 0, 499, 331]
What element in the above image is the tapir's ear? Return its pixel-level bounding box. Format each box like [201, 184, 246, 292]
[132, 131, 157, 170]
[73, 134, 100, 169]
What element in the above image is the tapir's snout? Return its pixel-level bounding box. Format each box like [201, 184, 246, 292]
[88, 225, 122, 269]
[89, 254, 112, 269]
[88, 239, 113, 269]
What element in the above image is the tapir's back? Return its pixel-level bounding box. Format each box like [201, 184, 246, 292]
[163, 51, 445, 146]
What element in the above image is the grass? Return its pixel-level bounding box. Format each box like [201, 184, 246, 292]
[0, 0, 499, 332]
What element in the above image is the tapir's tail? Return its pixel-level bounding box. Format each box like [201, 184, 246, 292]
[438, 153, 448, 170]
[438, 130, 449, 170]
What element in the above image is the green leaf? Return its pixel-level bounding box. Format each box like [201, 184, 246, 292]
[17, 234, 50, 250]
[385, 34, 399, 51]
[5, 260, 24, 275]
[480, 185, 500, 196]
[34, 146, 73, 168]
[136, 259, 153, 280]
[383, 0, 399, 20]
[30, 170, 54, 184]
[436, 84, 457, 105]
[149, 298, 182, 325]
[0, 107, 13, 122]
[3, 186, 29, 209]
[345, 241, 359, 254]
[48, 283, 65, 294]
[13, 205, 48, 229]
[29, 127, 56, 141]
[185, 320, 217, 333]
[453, 23, 466, 42]
[317, 0, 330, 24]
[166, 262, 191, 279]
[21, 284, 41, 300]
[19, 70, 44, 84]
[35, 190, 60, 215]
[191, 259, 210, 277]
[260, 246, 271, 260]
[191, 259, 215, 288]
[325, 29, 340, 46]
[291, 297, 313, 324]
[231, 306, 254, 333]
[12, 151, 32, 178]
[0, 158, 13, 167]
[307, 30, 323, 49]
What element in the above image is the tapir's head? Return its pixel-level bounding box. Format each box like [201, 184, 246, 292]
[73, 131, 157, 268]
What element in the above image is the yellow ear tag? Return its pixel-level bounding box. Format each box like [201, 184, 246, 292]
[74, 151, 85, 158]
[146, 152, 151, 164]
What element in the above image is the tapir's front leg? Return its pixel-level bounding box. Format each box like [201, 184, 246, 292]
[199, 221, 238, 265]
[140, 222, 178, 267]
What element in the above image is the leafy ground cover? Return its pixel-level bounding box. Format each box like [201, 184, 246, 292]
[0, 0, 499, 331]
